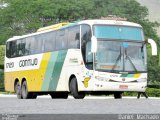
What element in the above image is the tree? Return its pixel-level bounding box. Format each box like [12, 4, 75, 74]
[0, 0, 159, 83]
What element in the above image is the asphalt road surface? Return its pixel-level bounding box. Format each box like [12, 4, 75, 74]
[0, 95, 160, 114]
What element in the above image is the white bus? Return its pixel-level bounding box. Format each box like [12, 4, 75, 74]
[4, 19, 157, 99]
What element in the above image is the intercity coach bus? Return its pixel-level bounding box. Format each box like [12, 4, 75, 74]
[4, 19, 157, 99]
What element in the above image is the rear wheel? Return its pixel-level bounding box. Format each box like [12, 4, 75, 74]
[21, 81, 33, 99]
[50, 92, 68, 99]
[14, 81, 22, 99]
[69, 77, 85, 99]
[114, 92, 122, 99]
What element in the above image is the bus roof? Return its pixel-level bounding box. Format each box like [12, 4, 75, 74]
[78, 19, 142, 28]
[7, 19, 142, 42]
[37, 22, 69, 32]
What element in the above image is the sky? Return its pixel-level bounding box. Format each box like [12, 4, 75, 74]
[137, 0, 160, 36]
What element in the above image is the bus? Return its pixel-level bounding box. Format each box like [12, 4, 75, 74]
[4, 19, 157, 99]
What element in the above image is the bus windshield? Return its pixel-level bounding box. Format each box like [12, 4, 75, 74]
[95, 41, 147, 72]
[93, 25, 146, 73]
[94, 25, 144, 41]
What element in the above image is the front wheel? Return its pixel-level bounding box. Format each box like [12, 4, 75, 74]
[69, 77, 85, 99]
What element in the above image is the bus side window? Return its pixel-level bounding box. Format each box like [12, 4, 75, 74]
[34, 35, 43, 54]
[6, 42, 11, 58]
[25, 36, 43, 55]
[25, 37, 35, 55]
[56, 29, 67, 50]
[10, 41, 17, 58]
[86, 41, 92, 62]
[81, 24, 92, 69]
[17, 39, 26, 57]
[44, 31, 56, 52]
[68, 26, 80, 49]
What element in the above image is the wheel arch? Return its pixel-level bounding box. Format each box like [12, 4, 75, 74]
[21, 77, 27, 86]
[68, 74, 77, 91]
[69, 74, 76, 83]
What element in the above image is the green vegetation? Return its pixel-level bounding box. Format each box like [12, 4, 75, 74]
[0, 71, 4, 91]
[0, 46, 4, 91]
[0, 0, 160, 93]
[0, 0, 159, 44]
[0, 45, 5, 69]
[124, 88, 160, 97]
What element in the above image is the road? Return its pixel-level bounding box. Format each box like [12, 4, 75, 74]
[0, 95, 160, 114]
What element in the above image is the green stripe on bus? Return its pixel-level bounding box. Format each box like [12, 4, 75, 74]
[41, 52, 58, 91]
[48, 50, 67, 91]
[120, 74, 128, 77]
[42, 50, 67, 91]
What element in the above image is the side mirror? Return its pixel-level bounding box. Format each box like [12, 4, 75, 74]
[91, 36, 97, 53]
[148, 39, 157, 56]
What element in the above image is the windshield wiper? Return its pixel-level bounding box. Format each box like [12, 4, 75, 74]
[124, 49, 138, 72]
[112, 47, 122, 71]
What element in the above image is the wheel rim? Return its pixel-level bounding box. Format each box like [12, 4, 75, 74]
[22, 83, 27, 98]
[16, 84, 20, 95]
[15, 83, 20, 95]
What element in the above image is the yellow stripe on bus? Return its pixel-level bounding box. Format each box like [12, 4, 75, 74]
[5, 53, 51, 92]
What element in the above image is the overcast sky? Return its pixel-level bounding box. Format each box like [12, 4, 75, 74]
[137, 0, 160, 36]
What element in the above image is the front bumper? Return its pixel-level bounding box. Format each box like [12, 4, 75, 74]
[92, 81, 147, 92]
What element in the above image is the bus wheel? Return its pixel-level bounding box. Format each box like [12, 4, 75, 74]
[21, 81, 32, 99]
[15, 81, 22, 99]
[50, 92, 68, 99]
[114, 92, 122, 99]
[69, 77, 85, 99]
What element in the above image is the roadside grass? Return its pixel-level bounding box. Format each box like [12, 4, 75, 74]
[0, 91, 15, 94]
[123, 88, 160, 97]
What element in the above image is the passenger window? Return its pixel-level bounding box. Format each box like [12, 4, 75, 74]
[68, 26, 80, 49]
[10, 41, 17, 58]
[44, 31, 56, 52]
[17, 39, 26, 57]
[56, 29, 68, 50]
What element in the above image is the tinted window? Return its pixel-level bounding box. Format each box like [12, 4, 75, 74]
[34, 35, 43, 54]
[25, 36, 35, 55]
[10, 41, 17, 58]
[44, 31, 56, 52]
[81, 24, 92, 69]
[56, 29, 68, 50]
[68, 26, 80, 49]
[6, 42, 10, 58]
[17, 39, 26, 57]
[25, 36, 43, 55]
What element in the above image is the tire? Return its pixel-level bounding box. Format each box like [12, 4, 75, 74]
[14, 81, 22, 99]
[50, 92, 68, 99]
[21, 81, 32, 99]
[69, 77, 85, 99]
[114, 92, 122, 99]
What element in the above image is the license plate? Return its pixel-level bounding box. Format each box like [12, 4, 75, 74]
[119, 85, 128, 89]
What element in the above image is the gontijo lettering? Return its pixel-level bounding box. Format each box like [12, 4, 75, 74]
[19, 58, 38, 67]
